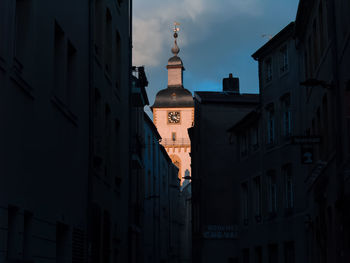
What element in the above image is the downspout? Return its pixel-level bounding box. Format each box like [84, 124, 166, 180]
[327, 1, 345, 262]
[167, 163, 171, 262]
[128, 0, 133, 261]
[87, 0, 95, 262]
[158, 146, 161, 262]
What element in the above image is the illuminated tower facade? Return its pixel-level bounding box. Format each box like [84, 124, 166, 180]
[152, 24, 194, 184]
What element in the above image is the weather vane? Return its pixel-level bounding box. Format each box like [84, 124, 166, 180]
[171, 22, 181, 56]
[173, 22, 180, 38]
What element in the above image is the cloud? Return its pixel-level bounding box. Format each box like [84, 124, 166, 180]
[134, 0, 299, 110]
[132, 0, 263, 67]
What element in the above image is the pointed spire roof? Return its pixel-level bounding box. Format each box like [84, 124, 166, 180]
[152, 23, 193, 109]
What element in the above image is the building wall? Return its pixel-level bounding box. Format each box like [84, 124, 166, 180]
[0, 0, 132, 262]
[191, 92, 258, 263]
[153, 107, 194, 183]
[0, 0, 90, 262]
[90, 0, 131, 262]
[295, 0, 350, 262]
[234, 29, 309, 263]
[179, 183, 192, 263]
[168, 68, 182, 86]
[144, 117, 182, 263]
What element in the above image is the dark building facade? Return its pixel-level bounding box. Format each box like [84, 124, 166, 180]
[228, 22, 309, 263]
[190, 76, 259, 263]
[294, 0, 350, 262]
[0, 0, 133, 262]
[222, 0, 350, 262]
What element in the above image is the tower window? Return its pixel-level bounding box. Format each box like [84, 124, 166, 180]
[172, 132, 176, 141]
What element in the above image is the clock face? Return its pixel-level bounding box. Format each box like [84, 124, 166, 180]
[168, 111, 181, 123]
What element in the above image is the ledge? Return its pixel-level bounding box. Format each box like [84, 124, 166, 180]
[51, 95, 78, 126]
[10, 69, 34, 100]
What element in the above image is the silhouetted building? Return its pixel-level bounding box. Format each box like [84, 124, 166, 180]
[179, 182, 192, 263]
[224, 0, 350, 261]
[130, 66, 149, 263]
[143, 113, 182, 263]
[190, 75, 259, 263]
[228, 22, 309, 263]
[295, 0, 350, 261]
[0, 0, 132, 262]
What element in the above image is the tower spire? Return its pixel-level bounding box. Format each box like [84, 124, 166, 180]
[171, 22, 180, 56]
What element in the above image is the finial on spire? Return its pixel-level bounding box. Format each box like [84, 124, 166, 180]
[171, 22, 180, 56]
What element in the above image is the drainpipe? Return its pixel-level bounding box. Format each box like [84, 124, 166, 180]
[87, 0, 95, 262]
[128, 0, 134, 261]
[327, 0, 344, 261]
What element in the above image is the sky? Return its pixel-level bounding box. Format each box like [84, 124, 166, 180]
[133, 0, 300, 115]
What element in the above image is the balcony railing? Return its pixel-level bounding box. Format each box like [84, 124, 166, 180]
[161, 138, 191, 146]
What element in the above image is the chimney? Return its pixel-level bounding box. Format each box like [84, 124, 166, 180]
[223, 73, 239, 93]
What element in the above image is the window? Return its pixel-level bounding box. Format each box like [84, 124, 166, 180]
[115, 31, 121, 90]
[148, 170, 152, 196]
[23, 211, 33, 261]
[255, 247, 263, 263]
[253, 176, 262, 218]
[283, 165, 293, 209]
[0, 0, 6, 57]
[241, 183, 249, 224]
[105, 9, 112, 74]
[268, 244, 279, 263]
[304, 51, 309, 79]
[54, 22, 76, 109]
[283, 110, 291, 138]
[94, 0, 103, 56]
[284, 241, 295, 263]
[105, 105, 111, 177]
[56, 222, 70, 263]
[267, 170, 277, 214]
[92, 204, 102, 263]
[54, 22, 65, 97]
[308, 36, 313, 75]
[281, 95, 291, 138]
[240, 133, 248, 157]
[265, 58, 272, 83]
[322, 95, 329, 154]
[242, 248, 250, 263]
[348, 117, 350, 154]
[267, 108, 275, 144]
[251, 127, 259, 151]
[147, 135, 151, 159]
[318, 3, 325, 54]
[14, 0, 32, 65]
[313, 19, 319, 68]
[66, 41, 76, 108]
[172, 132, 176, 141]
[7, 206, 19, 260]
[72, 228, 85, 263]
[279, 45, 288, 74]
[103, 211, 111, 263]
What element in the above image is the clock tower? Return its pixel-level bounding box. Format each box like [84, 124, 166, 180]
[151, 23, 194, 185]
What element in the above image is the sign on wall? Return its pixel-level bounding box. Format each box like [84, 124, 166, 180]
[202, 225, 238, 239]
